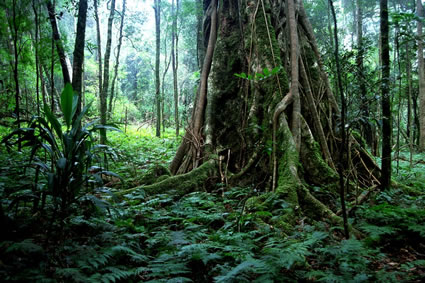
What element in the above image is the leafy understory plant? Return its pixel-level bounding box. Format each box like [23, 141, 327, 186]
[2, 83, 121, 219]
[234, 66, 282, 81]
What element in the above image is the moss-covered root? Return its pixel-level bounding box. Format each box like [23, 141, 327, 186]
[300, 116, 338, 191]
[297, 186, 363, 238]
[137, 163, 171, 186]
[118, 159, 217, 198]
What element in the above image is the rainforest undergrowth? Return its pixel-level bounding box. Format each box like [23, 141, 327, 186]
[0, 126, 424, 282]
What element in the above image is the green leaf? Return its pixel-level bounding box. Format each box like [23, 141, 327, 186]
[60, 83, 76, 128]
[263, 68, 270, 76]
[271, 66, 280, 74]
[71, 102, 92, 135]
[255, 73, 265, 80]
[43, 105, 63, 140]
[235, 72, 247, 79]
[6, 239, 43, 254]
[93, 124, 122, 133]
[57, 157, 67, 169]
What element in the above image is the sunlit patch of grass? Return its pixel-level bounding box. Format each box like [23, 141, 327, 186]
[105, 125, 182, 188]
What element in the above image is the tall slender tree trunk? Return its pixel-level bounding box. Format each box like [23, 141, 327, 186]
[417, 0, 425, 151]
[172, 0, 180, 136]
[154, 0, 161, 137]
[329, 0, 349, 240]
[380, 0, 392, 189]
[356, 0, 372, 148]
[395, 22, 402, 173]
[94, 0, 102, 100]
[46, 0, 71, 85]
[50, 8, 55, 112]
[39, 63, 48, 109]
[161, 50, 172, 133]
[11, 0, 21, 150]
[71, 0, 88, 115]
[100, 0, 116, 143]
[169, 0, 217, 174]
[109, 0, 126, 118]
[406, 42, 414, 167]
[32, 0, 40, 115]
[196, 0, 204, 70]
[287, 0, 300, 151]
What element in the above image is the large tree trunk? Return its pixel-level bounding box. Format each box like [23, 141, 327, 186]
[140, 0, 382, 232]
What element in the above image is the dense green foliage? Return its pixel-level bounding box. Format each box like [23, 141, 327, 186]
[1, 0, 425, 281]
[1, 126, 424, 281]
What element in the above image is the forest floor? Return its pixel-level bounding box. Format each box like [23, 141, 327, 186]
[0, 125, 425, 282]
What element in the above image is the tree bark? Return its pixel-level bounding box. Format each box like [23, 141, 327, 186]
[406, 41, 414, 167]
[71, 0, 88, 115]
[161, 0, 382, 233]
[356, 0, 372, 148]
[46, 0, 71, 85]
[380, 0, 392, 189]
[169, 0, 217, 174]
[287, 0, 300, 152]
[109, 0, 126, 118]
[418, 0, 425, 151]
[154, 0, 161, 137]
[193, 0, 217, 140]
[172, 0, 180, 137]
[94, 0, 102, 100]
[100, 0, 116, 143]
[11, 0, 21, 149]
[329, 0, 349, 239]
[32, 0, 40, 116]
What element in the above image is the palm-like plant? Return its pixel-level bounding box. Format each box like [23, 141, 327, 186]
[3, 83, 120, 219]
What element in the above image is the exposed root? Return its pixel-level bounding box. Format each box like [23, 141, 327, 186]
[118, 159, 217, 198]
[297, 186, 363, 238]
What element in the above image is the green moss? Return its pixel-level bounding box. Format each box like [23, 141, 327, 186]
[119, 160, 217, 198]
[137, 163, 171, 186]
[157, 175, 170, 182]
[352, 130, 367, 148]
[253, 11, 289, 115]
[300, 122, 338, 193]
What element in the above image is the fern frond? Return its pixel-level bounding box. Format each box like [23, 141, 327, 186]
[214, 259, 264, 283]
[5, 239, 43, 255]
